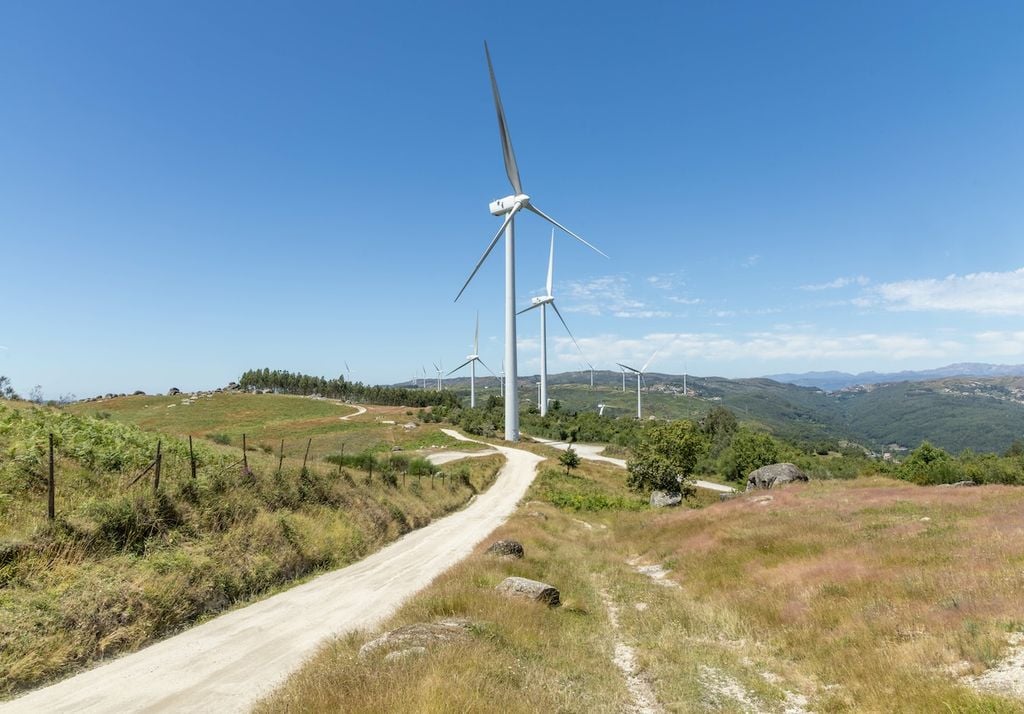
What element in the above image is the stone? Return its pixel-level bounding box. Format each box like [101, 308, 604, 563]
[495, 576, 560, 607]
[939, 480, 977, 488]
[384, 646, 427, 662]
[650, 490, 683, 507]
[358, 618, 473, 659]
[485, 539, 524, 559]
[745, 463, 809, 491]
[719, 492, 738, 502]
[526, 511, 548, 521]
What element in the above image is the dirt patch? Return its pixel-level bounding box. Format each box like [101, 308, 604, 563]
[965, 632, 1024, 699]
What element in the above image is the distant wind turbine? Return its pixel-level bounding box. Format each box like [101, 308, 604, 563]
[617, 347, 662, 419]
[454, 42, 606, 441]
[597, 403, 607, 416]
[433, 361, 444, 391]
[518, 231, 598, 417]
[447, 314, 494, 408]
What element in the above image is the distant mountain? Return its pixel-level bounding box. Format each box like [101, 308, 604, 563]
[764, 363, 1024, 391]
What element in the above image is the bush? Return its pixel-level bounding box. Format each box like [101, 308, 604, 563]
[717, 428, 786, 483]
[208, 433, 231, 445]
[626, 420, 707, 495]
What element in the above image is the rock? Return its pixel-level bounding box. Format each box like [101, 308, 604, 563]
[719, 492, 738, 502]
[745, 463, 809, 491]
[384, 646, 427, 662]
[485, 539, 524, 559]
[168, 387, 181, 396]
[132, 390, 145, 396]
[526, 511, 548, 521]
[650, 490, 683, 507]
[358, 618, 473, 659]
[939, 480, 977, 488]
[495, 576, 560, 607]
[391, 446, 403, 452]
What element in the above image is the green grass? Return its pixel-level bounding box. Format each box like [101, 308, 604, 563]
[0, 399, 504, 697]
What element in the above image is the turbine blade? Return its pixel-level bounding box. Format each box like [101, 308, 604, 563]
[484, 42, 523, 195]
[546, 230, 555, 296]
[642, 346, 662, 373]
[474, 312, 479, 354]
[432, 362, 440, 372]
[616, 362, 641, 374]
[454, 204, 520, 302]
[551, 301, 585, 357]
[447, 359, 472, 376]
[516, 302, 541, 316]
[525, 204, 608, 258]
[476, 357, 497, 376]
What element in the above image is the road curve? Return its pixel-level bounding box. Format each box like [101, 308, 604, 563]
[338, 404, 367, 420]
[3, 431, 543, 714]
[530, 436, 735, 494]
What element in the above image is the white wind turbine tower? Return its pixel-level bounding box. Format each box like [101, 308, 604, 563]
[617, 348, 662, 419]
[620, 367, 626, 392]
[517, 231, 598, 417]
[597, 403, 607, 416]
[433, 361, 444, 391]
[455, 42, 606, 441]
[499, 359, 505, 398]
[421, 365, 428, 390]
[447, 314, 494, 408]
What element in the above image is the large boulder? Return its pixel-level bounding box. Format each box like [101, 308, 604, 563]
[485, 539, 524, 559]
[650, 490, 683, 508]
[495, 576, 560, 607]
[745, 463, 808, 491]
[358, 617, 473, 659]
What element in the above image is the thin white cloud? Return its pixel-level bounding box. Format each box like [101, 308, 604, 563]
[973, 331, 1024, 357]
[667, 296, 702, 305]
[742, 254, 760, 268]
[562, 275, 671, 319]
[856, 267, 1024, 315]
[800, 275, 870, 291]
[546, 329, 966, 371]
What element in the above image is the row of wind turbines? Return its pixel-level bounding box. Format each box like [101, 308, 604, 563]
[441, 42, 666, 442]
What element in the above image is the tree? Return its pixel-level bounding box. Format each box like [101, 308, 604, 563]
[559, 446, 581, 475]
[0, 376, 17, 400]
[626, 420, 709, 495]
[897, 441, 957, 484]
[28, 385, 43, 404]
[717, 428, 782, 483]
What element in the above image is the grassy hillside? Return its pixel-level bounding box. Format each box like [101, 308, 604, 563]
[260, 464, 1024, 712]
[445, 373, 1024, 454]
[0, 398, 501, 697]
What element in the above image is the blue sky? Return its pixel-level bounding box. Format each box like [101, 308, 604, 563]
[2, 1, 1023, 398]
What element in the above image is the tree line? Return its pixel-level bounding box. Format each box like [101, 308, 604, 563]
[237, 368, 460, 408]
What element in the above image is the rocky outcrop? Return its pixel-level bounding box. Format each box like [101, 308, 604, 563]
[358, 617, 474, 659]
[485, 540, 524, 559]
[650, 490, 682, 508]
[495, 576, 560, 607]
[746, 463, 808, 491]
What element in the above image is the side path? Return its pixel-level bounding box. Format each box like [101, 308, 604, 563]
[529, 436, 736, 494]
[3, 430, 543, 714]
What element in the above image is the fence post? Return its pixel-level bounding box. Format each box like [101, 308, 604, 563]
[154, 440, 162, 493]
[189, 435, 197, 479]
[242, 433, 249, 475]
[278, 439, 285, 474]
[48, 433, 55, 521]
[302, 438, 312, 472]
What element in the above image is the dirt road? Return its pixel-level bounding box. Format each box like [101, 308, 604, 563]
[3, 431, 542, 714]
[530, 436, 735, 493]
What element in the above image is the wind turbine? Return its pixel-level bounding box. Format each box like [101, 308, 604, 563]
[518, 232, 597, 417]
[597, 403, 607, 416]
[344, 362, 352, 382]
[433, 361, 444, 391]
[454, 42, 606, 441]
[447, 314, 494, 408]
[617, 348, 662, 420]
[499, 359, 505, 398]
[421, 365, 428, 390]
[621, 367, 626, 392]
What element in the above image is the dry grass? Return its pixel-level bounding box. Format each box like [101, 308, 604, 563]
[260, 467, 1024, 713]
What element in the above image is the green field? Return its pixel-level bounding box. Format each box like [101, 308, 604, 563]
[1, 395, 500, 697]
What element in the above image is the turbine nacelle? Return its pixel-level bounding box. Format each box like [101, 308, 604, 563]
[489, 193, 530, 216]
[531, 295, 554, 306]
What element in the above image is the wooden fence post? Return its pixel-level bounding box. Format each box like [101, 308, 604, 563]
[153, 440, 162, 494]
[278, 439, 285, 474]
[48, 433, 55, 521]
[242, 433, 249, 475]
[302, 438, 312, 472]
[189, 435, 197, 479]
